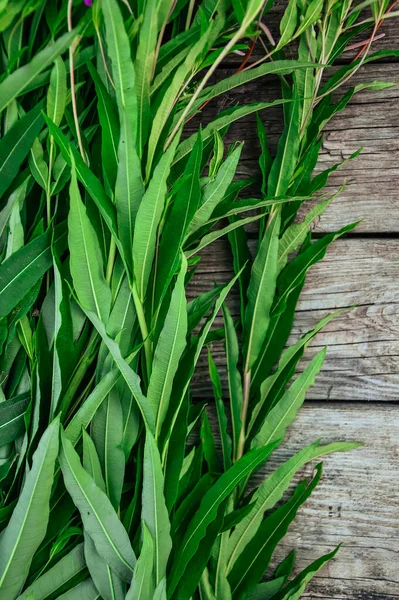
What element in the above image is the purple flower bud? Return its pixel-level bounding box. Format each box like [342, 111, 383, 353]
[84, 0, 92, 6]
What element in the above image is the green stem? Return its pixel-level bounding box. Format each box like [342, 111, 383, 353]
[235, 369, 251, 462]
[131, 282, 153, 381]
[106, 236, 117, 285]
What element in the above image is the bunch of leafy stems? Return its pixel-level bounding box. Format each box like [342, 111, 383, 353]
[0, 0, 398, 598]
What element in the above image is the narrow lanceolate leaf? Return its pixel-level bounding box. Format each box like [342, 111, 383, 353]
[186, 144, 243, 236]
[0, 28, 78, 112]
[59, 430, 136, 582]
[277, 194, 335, 271]
[84, 535, 126, 600]
[168, 442, 279, 596]
[65, 367, 121, 445]
[0, 221, 67, 318]
[148, 257, 188, 437]
[208, 350, 232, 471]
[270, 546, 341, 600]
[222, 304, 242, 459]
[142, 430, 172, 587]
[87, 62, 120, 192]
[243, 209, 281, 371]
[229, 466, 322, 598]
[134, 0, 159, 152]
[57, 578, 100, 600]
[47, 56, 67, 127]
[267, 93, 300, 198]
[83, 309, 155, 432]
[126, 523, 154, 599]
[254, 348, 326, 447]
[227, 441, 360, 570]
[0, 393, 29, 445]
[174, 100, 288, 166]
[146, 19, 221, 177]
[91, 388, 125, 510]
[16, 543, 88, 600]
[133, 136, 179, 302]
[154, 133, 202, 309]
[51, 253, 74, 417]
[0, 104, 44, 199]
[0, 417, 60, 598]
[68, 162, 111, 324]
[102, 0, 144, 269]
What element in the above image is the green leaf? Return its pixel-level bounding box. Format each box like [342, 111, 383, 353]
[222, 304, 242, 460]
[142, 430, 172, 586]
[82, 430, 106, 493]
[133, 135, 180, 302]
[174, 100, 288, 166]
[91, 387, 125, 510]
[83, 309, 155, 432]
[16, 544, 88, 600]
[254, 347, 326, 448]
[135, 0, 159, 152]
[146, 19, 221, 177]
[148, 256, 188, 437]
[51, 252, 74, 417]
[268, 94, 300, 198]
[57, 578, 100, 599]
[278, 194, 336, 272]
[0, 392, 29, 445]
[0, 104, 44, 199]
[68, 160, 111, 323]
[249, 310, 345, 439]
[270, 546, 341, 600]
[126, 523, 154, 599]
[29, 137, 49, 191]
[208, 349, 232, 471]
[243, 209, 280, 371]
[102, 0, 144, 270]
[0, 28, 78, 113]
[185, 212, 264, 258]
[0, 417, 60, 598]
[168, 442, 279, 596]
[44, 115, 125, 271]
[187, 144, 243, 236]
[229, 465, 323, 598]
[87, 62, 120, 193]
[154, 132, 202, 309]
[84, 534, 126, 600]
[277, 0, 298, 50]
[294, 0, 324, 38]
[273, 222, 359, 316]
[47, 56, 67, 127]
[65, 367, 121, 445]
[59, 429, 136, 582]
[0, 221, 67, 319]
[227, 441, 360, 570]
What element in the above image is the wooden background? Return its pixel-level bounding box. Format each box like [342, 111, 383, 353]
[189, 7, 399, 599]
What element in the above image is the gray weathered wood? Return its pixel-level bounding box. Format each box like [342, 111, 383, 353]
[252, 403, 399, 599]
[190, 63, 399, 233]
[189, 238, 399, 401]
[225, 0, 399, 64]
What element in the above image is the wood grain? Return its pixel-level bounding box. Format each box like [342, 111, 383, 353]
[252, 403, 399, 599]
[224, 0, 399, 64]
[190, 63, 399, 233]
[189, 238, 399, 401]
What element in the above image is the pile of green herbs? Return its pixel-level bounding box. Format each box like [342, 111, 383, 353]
[0, 0, 397, 598]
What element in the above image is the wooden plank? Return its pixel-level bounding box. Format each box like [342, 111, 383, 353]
[191, 63, 399, 233]
[225, 0, 399, 64]
[247, 403, 399, 600]
[189, 238, 399, 401]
